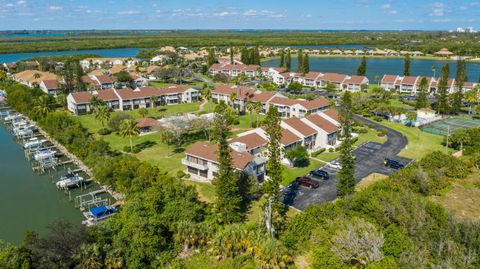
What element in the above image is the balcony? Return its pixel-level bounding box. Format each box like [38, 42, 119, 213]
[182, 158, 208, 170]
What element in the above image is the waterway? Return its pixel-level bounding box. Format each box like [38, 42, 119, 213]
[0, 122, 83, 244]
[0, 48, 142, 63]
[263, 57, 480, 82]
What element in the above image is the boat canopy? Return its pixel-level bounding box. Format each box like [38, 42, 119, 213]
[90, 205, 117, 218]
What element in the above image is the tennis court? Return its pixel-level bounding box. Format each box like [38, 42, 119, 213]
[420, 118, 480, 136]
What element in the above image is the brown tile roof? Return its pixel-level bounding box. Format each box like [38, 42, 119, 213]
[283, 117, 317, 137]
[82, 75, 99, 86]
[305, 114, 339, 133]
[95, 88, 119, 101]
[402, 76, 419, 85]
[344, 75, 367, 85]
[13, 70, 59, 84]
[213, 85, 256, 100]
[317, 73, 347, 83]
[41, 79, 58, 89]
[269, 96, 298, 106]
[70, 91, 93, 104]
[297, 98, 329, 110]
[322, 109, 340, 122]
[251, 91, 278, 103]
[304, 71, 321, 80]
[136, 118, 160, 128]
[186, 142, 254, 169]
[158, 85, 191, 95]
[95, 75, 115, 84]
[280, 128, 302, 146]
[382, 75, 398, 84]
[230, 133, 267, 150]
[115, 88, 152, 100]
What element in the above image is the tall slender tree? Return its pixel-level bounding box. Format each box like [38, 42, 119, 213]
[337, 92, 356, 196]
[119, 119, 140, 152]
[212, 101, 243, 224]
[285, 50, 291, 72]
[437, 63, 450, 115]
[416, 77, 429, 109]
[296, 50, 303, 73]
[94, 105, 111, 128]
[262, 106, 284, 237]
[356, 56, 367, 76]
[452, 59, 467, 114]
[279, 50, 285, 68]
[207, 48, 217, 67]
[230, 46, 234, 64]
[302, 53, 310, 74]
[403, 55, 411, 76]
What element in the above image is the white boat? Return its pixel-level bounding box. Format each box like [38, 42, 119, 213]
[13, 123, 35, 135]
[34, 148, 56, 161]
[4, 113, 22, 122]
[56, 172, 85, 189]
[15, 128, 33, 138]
[82, 205, 118, 226]
[24, 138, 46, 149]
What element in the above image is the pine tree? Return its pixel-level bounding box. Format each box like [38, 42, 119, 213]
[452, 59, 466, 114]
[296, 50, 303, 73]
[207, 48, 217, 67]
[240, 47, 247, 64]
[212, 101, 243, 224]
[285, 50, 291, 72]
[279, 50, 285, 68]
[302, 53, 310, 74]
[230, 46, 234, 64]
[262, 106, 284, 237]
[416, 77, 429, 109]
[254, 46, 261, 65]
[356, 56, 367, 76]
[437, 63, 450, 115]
[403, 55, 411, 76]
[337, 92, 356, 197]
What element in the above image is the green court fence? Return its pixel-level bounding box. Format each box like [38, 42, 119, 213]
[420, 118, 480, 136]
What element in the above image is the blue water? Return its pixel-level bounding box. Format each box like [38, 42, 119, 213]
[263, 57, 480, 82]
[281, 44, 366, 50]
[0, 48, 142, 63]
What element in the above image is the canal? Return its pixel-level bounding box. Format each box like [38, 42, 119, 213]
[262, 57, 480, 82]
[0, 123, 83, 244]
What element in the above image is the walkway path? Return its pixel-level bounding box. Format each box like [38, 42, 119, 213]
[198, 99, 208, 112]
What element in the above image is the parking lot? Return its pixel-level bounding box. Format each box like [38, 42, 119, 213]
[283, 117, 412, 211]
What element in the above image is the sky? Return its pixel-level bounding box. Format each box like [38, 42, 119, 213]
[0, 0, 479, 31]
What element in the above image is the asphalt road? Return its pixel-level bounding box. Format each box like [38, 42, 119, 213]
[283, 116, 412, 210]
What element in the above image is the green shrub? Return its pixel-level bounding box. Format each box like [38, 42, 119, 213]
[312, 148, 326, 157]
[123, 145, 131, 152]
[377, 130, 387, 137]
[329, 147, 335, 152]
[373, 116, 384, 122]
[293, 156, 310, 167]
[351, 137, 359, 144]
[176, 170, 186, 179]
[98, 128, 112, 135]
[108, 112, 134, 131]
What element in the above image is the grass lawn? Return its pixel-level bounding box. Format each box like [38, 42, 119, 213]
[235, 113, 266, 129]
[184, 180, 216, 203]
[430, 170, 480, 221]
[376, 120, 447, 160]
[356, 173, 388, 192]
[281, 158, 324, 186]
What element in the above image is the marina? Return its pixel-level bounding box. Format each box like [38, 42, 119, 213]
[0, 104, 119, 244]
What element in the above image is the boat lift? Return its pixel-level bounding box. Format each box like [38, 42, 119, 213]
[74, 188, 110, 211]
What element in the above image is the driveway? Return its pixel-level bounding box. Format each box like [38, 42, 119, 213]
[283, 116, 412, 210]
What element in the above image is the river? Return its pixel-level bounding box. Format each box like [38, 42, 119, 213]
[0, 122, 83, 244]
[262, 57, 480, 82]
[0, 48, 142, 63]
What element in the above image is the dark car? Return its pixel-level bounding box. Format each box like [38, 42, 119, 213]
[296, 176, 320, 189]
[384, 158, 405, 169]
[310, 169, 330, 180]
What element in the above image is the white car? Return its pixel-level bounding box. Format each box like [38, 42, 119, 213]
[327, 161, 342, 170]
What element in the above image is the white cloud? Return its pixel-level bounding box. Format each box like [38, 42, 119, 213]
[242, 9, 286, 18]
[213, 11, 237, 17]
[6, 3, 14, 7]
[171, 8, 205, 17]
[381, 4, 391, 9]
[48, 5, 62, 11]
[432, 2, 445, 8]
[16, 0, 26, 5]
[430, 8, 444, 16]
[117, 10, 140, 15]
[388, 10, 398, 14]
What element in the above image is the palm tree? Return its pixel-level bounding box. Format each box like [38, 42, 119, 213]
[245, 100, 255, 128]
[252, 102, 263, 126]
[94, 105, 110, 128]
[229, 92, 237, 109]
[202, 88, 212, 113]
[149, 96, 156, 108]
[406, 111, 417, 127]
[374, 75, 380, 87]
[33, 95, 53, 118]
[76, 244, 103, 269]
[119, 119, 140, 152]
[465, 90, 478, 114]
[33, 73, 41, 79]
[138, 107, 148, 118]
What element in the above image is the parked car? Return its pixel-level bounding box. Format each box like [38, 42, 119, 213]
[296, 176, 319, 189]
[384, 158, 405, 169]
[310, 169, 330, 180]
[327, 161, 342, 170]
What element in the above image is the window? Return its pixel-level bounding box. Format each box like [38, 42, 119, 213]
[199, 169, 208, 178]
